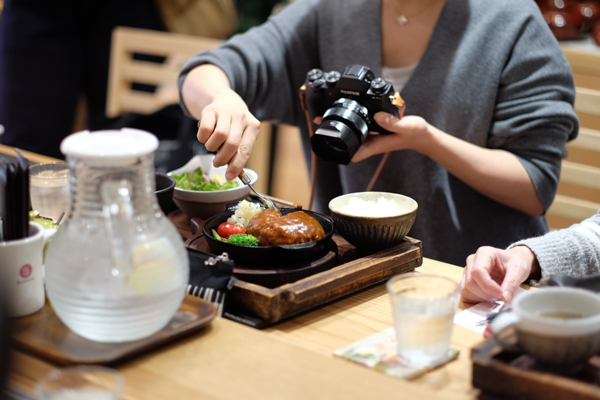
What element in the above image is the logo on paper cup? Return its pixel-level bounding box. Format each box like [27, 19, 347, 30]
[20, 264, 32, 278]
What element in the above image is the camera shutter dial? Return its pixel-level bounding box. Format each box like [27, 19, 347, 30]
[325, 71, 341, 88]
[370, 77, 388, 94]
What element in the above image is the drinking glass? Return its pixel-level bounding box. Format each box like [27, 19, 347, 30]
[36, 366, 125, 400]
[386, 272, 460, 367]
[29, 162, 70, 222]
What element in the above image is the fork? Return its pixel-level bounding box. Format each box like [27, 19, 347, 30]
[238, 170, 280, 213]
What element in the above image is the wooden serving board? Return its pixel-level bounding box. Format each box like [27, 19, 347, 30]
[170, 209, 423, 328]
[9, 294, 216, 366]
[225, 236, 422, 327]
[472, 337, 600, 400]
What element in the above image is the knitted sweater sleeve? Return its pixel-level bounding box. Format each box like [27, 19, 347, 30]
[509, 211, 600, 279]
[485, 4, 579, 212]
[177, 0, 321, 125]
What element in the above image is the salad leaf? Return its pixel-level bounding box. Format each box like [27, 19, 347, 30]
[172, 167, 239, 191]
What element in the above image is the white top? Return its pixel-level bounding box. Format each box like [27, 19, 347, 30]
[60, 128, 159, 166]
[381, 64, 418, 93]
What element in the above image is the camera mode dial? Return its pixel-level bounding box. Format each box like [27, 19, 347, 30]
[307, 68, 324, 82]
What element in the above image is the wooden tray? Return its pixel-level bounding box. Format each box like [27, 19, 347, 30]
[9, 294, 216, 366]
[170, 210, 423, 328]
[472, 337, 600, 400]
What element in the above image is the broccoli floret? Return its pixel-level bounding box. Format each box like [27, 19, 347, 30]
[227, 234, 259, 247]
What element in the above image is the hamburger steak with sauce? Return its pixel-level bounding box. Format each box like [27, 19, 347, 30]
[246, 209, 325, 246]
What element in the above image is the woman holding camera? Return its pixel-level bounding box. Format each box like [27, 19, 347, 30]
[178, 0, 578, 266]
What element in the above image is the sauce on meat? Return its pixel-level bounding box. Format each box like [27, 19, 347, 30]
[246, 209, 325, 246]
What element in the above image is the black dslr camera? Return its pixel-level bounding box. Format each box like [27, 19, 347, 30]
[300, 65, 405, 165]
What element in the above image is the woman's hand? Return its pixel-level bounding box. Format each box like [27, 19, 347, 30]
[182, 64, 261, 181]
[460, 245, 539, 303]
[196, 89, 261, 181]
[352, 113, 432, 162]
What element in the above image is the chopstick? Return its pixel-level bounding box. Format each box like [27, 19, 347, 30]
[0, 163, 6, 241]
[4, 162, 18, 240]
[16, 150, 30, 238]
[0, 150, 30, 241]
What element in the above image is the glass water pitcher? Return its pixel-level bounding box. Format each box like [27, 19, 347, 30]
[44, 129, 189, 342]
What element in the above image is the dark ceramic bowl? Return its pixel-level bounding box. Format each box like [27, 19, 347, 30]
[329, 192, 418, 252]
[202, 207, 335, 266]
[155, 172, 176, 215]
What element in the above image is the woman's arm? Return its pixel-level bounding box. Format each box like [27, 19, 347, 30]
[177, 0, 320, 180]
[181, 64, 261, 181]
[461, 210, 600, 303]
[353, 114, 544, 216]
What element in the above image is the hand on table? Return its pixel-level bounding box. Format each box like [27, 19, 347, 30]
[460, 245, 539, 304]
[197, 89, 261, 181]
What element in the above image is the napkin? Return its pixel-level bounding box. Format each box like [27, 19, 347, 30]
[333, 327, 459, 380]
[186, 247, 237, 317]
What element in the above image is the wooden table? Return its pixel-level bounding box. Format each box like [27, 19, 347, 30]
[3, 145, 485, 399]
[7, 259, 485, 400]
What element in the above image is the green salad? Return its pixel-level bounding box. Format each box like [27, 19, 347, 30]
[172, 167, 239, 191]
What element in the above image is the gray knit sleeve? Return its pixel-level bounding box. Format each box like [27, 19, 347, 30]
[177, 0, 321, 125]
[509, 211, 600, 280]
[486, 9, 579, 212]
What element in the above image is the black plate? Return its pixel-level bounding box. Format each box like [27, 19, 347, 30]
[202, 207, 335, 266]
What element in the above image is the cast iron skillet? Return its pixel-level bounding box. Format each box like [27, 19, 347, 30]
[202, 207, 335, 267]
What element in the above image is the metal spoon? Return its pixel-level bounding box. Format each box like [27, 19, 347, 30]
[238, 170, 280, 213]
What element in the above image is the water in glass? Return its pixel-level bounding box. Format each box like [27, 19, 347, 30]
[387, 273, 459, 366]
[29, 163, 70, 221]
[44, 129, 189, 342]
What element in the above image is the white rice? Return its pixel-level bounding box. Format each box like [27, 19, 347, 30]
[340, 196, 402, 217]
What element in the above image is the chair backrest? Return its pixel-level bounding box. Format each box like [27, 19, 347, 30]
[548, 41, 600, 230]
[106, 26, 222, 118]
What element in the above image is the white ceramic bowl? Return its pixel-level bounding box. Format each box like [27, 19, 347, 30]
[168, 155, 258, 219]
[329, 192, 418, 251]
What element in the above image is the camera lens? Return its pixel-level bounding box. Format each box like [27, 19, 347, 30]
[310, 99, 369, 165]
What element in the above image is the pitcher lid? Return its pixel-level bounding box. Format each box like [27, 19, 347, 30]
[60, 129, 159, 164]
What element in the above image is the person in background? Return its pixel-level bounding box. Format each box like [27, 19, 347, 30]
[0, 0, 165, 159]
[178, 0, 579, 265]
[460, 210, 600, 303]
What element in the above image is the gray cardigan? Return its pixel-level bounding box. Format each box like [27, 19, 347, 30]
[512, 211, 600, 280]
[179, 0, 579, 265]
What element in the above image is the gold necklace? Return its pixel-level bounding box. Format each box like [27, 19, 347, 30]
[388, 0, 439, 26]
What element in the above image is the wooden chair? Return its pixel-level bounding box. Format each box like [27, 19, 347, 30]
[548, 41, 600, 229]
[106, 26, 274, 192]
[106, 26, 223, 118]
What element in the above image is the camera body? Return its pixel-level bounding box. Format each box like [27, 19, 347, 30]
[302, 65, 405, 164]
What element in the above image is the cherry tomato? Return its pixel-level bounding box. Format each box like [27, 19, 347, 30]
[217, 222, 232, 238]
[228, 224, 245, 235]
